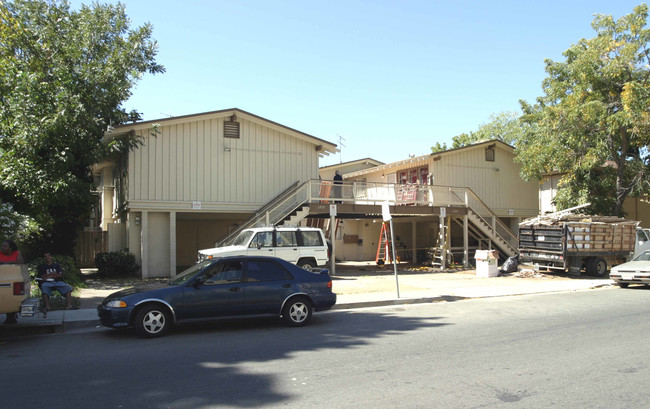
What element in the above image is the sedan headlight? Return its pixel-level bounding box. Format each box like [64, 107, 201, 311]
[106, 300, 127, 308]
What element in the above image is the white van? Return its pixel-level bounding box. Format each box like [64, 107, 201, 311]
[198, 227, 329, 272]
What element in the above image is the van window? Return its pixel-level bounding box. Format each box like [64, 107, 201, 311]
[276, 231, 297, 247]
[233, 231, 254, 246]
[301, 231, 323, 247]
[249, 232, 273, 248]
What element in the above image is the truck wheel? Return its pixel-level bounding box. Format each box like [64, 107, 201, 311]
[586, 258, 607, 277]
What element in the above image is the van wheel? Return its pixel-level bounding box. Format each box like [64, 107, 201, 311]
[586, 258, 607, 277]
[134, 305, 171, 338]
[282, 297, 312, 327]
[298, 260, 316, 272]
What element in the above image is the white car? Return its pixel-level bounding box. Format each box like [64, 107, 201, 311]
[610, 250, 650, 288]
[636, 228, 650, 257]
[198, 227, 330, 272]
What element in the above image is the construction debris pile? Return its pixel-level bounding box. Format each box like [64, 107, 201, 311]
[520, 213, 638, 253]
[521, 213, 638, 227]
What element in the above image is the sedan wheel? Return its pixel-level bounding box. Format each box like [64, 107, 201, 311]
[135, 305, 171, 338]
[282, 297, 312, 327]
[618, 282, 630, 288]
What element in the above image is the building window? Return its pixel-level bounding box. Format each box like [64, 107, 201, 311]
[89, 192, 101, 229]
[399, 166, 429, 184]
[224, 121, 240, 138]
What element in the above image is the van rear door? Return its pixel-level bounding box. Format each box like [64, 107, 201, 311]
[298, 230, 328, 266]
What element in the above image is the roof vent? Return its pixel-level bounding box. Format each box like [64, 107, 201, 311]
[224, 121, 240, 139]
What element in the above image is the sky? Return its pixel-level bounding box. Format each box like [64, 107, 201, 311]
[70, 0, 647, 167]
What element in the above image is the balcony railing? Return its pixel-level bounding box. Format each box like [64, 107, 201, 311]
[218, 179, 514, 252]
[308, 179, 468, 207]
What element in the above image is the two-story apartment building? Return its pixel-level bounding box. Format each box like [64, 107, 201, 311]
[93, 108, 337, 277]
[326, 141, 540, 265]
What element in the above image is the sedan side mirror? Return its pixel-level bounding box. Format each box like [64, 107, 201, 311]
[192, 276, 207, 288]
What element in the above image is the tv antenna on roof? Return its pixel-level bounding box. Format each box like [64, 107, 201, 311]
[336, 134, 346, 164]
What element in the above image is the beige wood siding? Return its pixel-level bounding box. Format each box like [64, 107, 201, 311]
[623, 197, 650, 227]
[347, 143, 539, 218]
[428, 145, 538, 217]
[540, 174, 561, 215]
[127, 116, 319, 211]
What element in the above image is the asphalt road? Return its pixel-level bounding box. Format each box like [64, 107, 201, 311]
[2, 287, 650, 409]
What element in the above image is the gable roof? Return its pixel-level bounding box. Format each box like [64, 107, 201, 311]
[319, 158, 384, 171]
[344, 140, 514, 178]
[106, 108, 339, 157]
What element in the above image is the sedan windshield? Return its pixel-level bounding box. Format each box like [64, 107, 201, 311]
[633, 251, 650, 262]
[168, 260, 213, 285]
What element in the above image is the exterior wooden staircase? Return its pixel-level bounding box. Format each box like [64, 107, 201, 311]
[216, 180, 519, 260]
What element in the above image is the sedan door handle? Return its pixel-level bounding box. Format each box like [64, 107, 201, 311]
[282, 283, 291, 288]
[229, 287, 240, 292]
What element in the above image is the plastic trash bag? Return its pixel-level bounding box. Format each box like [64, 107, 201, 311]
[501, 255, 519, 273]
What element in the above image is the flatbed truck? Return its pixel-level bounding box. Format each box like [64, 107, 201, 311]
[519, 215, 639, 276]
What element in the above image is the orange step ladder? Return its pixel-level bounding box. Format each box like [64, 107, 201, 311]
[375, 222, 392, 265]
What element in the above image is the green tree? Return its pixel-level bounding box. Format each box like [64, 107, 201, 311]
[466, 112, 523, 146]
[430, 141, 448, 153]
[518, 4, 650, 216]
[432, 111, 523, 154]
[0, 0, 164, 255]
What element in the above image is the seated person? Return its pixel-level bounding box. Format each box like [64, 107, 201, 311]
[37, 252, 74, 312]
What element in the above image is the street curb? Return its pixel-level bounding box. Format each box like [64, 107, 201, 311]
[332, 295, 468, 310]
[0, 322, 62, 337]
[332, 283, 615, 310]
[63, 319, 101, 332]
[2, 283, 616, 337]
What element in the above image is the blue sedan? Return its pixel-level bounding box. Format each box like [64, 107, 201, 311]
[97, 256, 337, 338]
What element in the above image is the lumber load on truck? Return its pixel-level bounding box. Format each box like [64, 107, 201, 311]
[519, 213, 639, 276]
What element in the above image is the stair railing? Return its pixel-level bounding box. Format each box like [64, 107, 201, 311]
[216, 179, 518, 254]
[217, 180, 307, 246]
[462, 188, 518, 252]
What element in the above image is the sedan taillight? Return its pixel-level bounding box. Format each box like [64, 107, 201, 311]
[13, 282, 25, 296]
[327, 280, 332, 289]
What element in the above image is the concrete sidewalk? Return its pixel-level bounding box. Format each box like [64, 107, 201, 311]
[0, 262, 616, 336]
